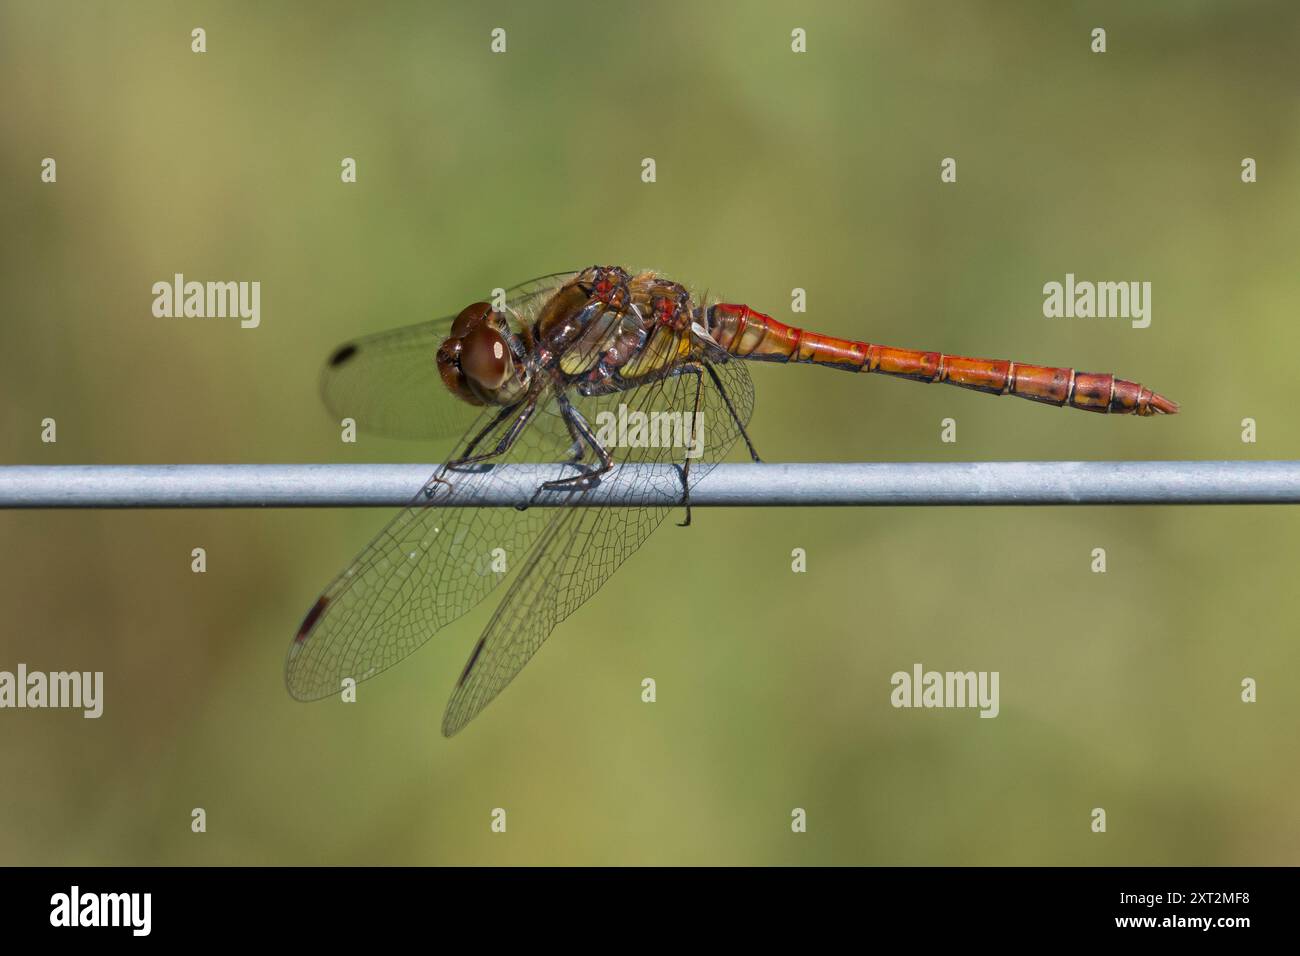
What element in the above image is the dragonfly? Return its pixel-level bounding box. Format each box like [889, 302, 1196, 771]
[287, 265, 1177, 735]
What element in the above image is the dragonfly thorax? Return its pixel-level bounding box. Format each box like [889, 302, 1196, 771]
[436, 301, 532, 406]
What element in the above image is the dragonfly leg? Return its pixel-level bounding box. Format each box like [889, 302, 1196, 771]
[539, 403, 613, 492]
[596, 360, 706, 524]
[425, 401, 537, 499]
[703, 359, 762, 463]
[456, 402, 528, 461]
[617, 353, 760, 461]
[452, 401, 539, 468]
[676, 364, 706, 528]
[554, 389, 590, 464]
[621, 357, 757, 523]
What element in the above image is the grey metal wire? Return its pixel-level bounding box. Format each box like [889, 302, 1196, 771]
[1, 462, 1298, 508]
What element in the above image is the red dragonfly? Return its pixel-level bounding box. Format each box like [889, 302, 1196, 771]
[288, 266, 1177, 735]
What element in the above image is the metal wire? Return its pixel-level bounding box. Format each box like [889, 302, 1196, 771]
[1, 461, 1298, 508]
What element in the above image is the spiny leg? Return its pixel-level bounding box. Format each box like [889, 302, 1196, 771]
[676, 364, 706, 527]
[538, 402, 613, 493]
[425, 400, 537, 499]
[554, 388, 590, 464]
[454, 401, 541, 471]
[459, 403, 524, 460]
[584, 360, 713, 525]
[576, 360, 736, 522]
[704, 359, 761, 463]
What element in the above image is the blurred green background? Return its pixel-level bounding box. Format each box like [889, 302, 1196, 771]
[2, 0, 1298, 865]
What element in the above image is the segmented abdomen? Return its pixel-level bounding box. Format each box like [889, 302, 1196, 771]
[706, 303, 1178, 415]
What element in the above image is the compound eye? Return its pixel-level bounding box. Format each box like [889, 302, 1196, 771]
[450, 301, 492, 339]
[459, 323, 511, 389]
[435, 337, 469, 398]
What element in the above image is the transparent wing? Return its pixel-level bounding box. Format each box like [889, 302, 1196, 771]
[285, 390, 583, 701]
[441, 357, 755, 736]
[500, 270, 584, 306]
[318, 271, 578, 440]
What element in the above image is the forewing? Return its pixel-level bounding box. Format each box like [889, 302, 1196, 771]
[318, 271, 578, 440]
[440, 356, 755, 735]
[286, 392, 582, 701]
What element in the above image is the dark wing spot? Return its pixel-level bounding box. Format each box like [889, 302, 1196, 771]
[328, 344, 359, 367]
[296, 596, 330, 643]
[457, 636, 487, 686]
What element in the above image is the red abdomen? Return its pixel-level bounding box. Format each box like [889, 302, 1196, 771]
[705, 303, 1177, 416]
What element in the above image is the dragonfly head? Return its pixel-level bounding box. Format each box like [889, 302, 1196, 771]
[437, 302, 529, 405]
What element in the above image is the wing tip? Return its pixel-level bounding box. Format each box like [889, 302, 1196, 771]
[295, 596, 330, 644]
[328, 343, 359, 368]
